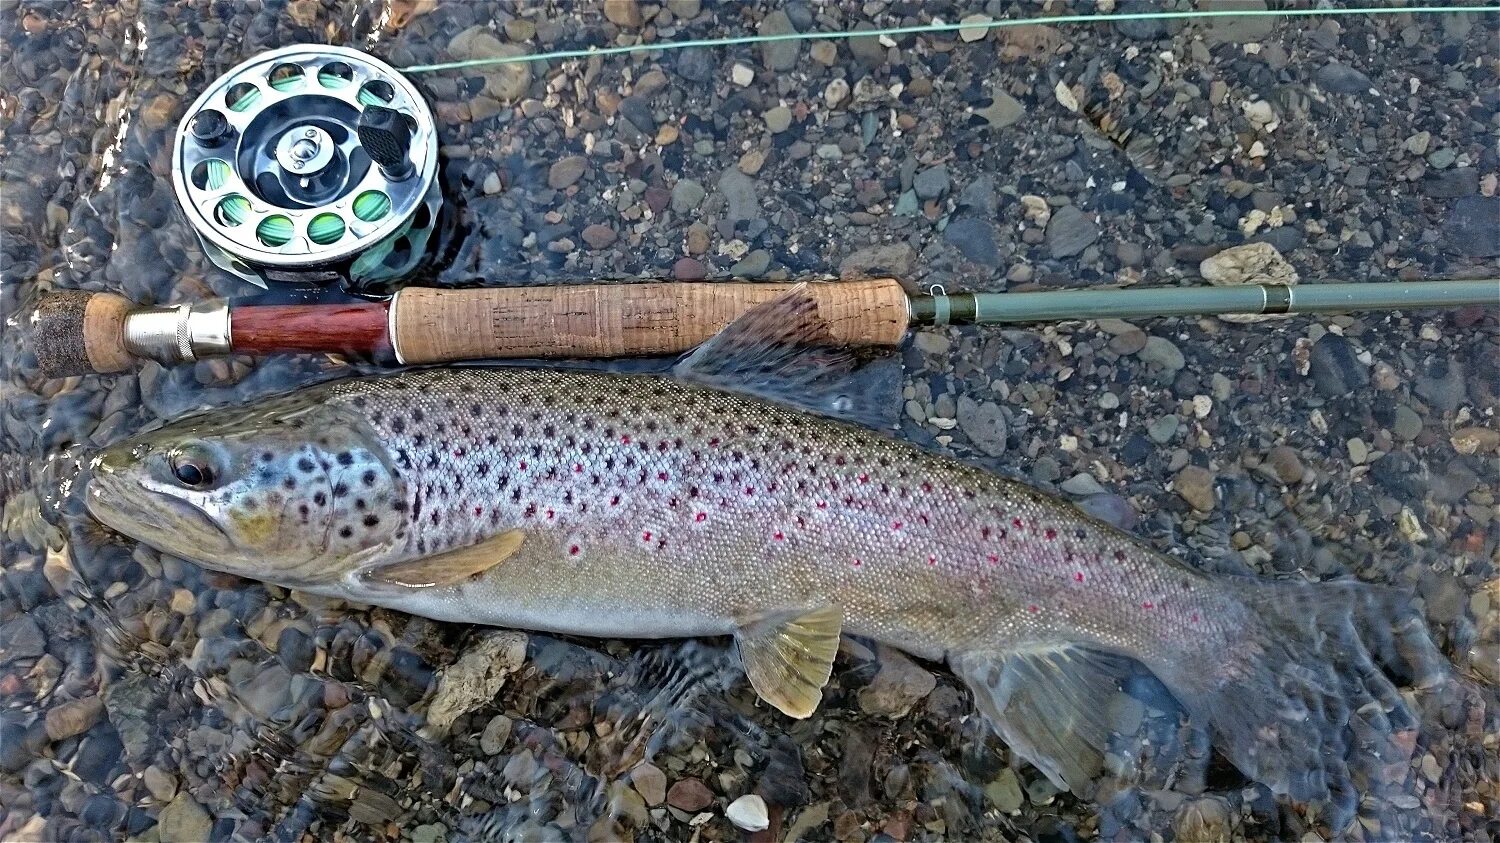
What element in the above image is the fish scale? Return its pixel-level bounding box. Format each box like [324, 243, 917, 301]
[88, 361, 1448, 815]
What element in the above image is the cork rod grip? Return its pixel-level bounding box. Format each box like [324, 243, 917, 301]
[391, 279, 911, 364]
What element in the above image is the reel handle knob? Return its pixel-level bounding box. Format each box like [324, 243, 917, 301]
[357, 105, 414, 181]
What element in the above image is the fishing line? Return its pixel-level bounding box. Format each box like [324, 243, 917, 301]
[400, 5, 1499, 73]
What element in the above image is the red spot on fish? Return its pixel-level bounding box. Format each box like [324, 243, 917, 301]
[891, 521, 903, 530]
[1028, 604, 1039, 613]
[773, 531, 784, 541]
[695, 512, 707, 523]
[569, 545, 580, 556]
[1074, 571, 1086, 583]
[1045, 528, 1057, 540]
[1141, 601, 1154, 610]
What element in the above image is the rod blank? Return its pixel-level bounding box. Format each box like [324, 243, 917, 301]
[910, 279, 1500, 325]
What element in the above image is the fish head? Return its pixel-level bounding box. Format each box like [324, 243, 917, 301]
[85, 396, 403, 588]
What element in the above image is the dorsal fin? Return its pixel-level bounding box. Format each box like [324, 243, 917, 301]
[672, 284, 901, 430]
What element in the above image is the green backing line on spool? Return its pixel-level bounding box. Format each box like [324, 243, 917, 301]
[215, 195, 251, 226]
[352, 191, 392, 222]
[256, 215, 294, 247]
[308, 213, 346, 245]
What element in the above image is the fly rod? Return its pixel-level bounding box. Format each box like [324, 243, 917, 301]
[29, 277, 1499, 379]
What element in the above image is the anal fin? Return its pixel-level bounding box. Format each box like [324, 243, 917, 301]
[735, 606, 843, 718]
[365, 529, 525, 588]
[950, 645, 1139, 795]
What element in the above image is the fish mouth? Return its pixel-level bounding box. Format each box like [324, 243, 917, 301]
[85, 471, 230, 558]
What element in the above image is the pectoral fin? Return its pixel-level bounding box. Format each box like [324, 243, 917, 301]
[734, 605, 843, 718]
[365, 529, 525, 588]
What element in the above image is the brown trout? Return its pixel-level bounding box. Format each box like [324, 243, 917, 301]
[84, 289, 1444, 814]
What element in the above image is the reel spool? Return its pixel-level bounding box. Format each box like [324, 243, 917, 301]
[171, 45, 441, 289]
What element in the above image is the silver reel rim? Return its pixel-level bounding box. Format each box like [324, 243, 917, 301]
[171, 44, 438, 273]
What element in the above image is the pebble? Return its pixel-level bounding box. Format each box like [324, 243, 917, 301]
[758, 11, 800, 71]
[943, 218, 1001, 267]
[157, 793, 212, 843]
[975, 90, 1026, 129]
[1392, 405, 1424, 441]
[632, 763, 667, 806]
[1202, 0, 1275, 43]
[957, 396, 1007, 456]
[1138, 336, 1186, 372]
[1315, 62, 1373, 94]
[1061, 473, 1108, 496]
[603, 0, 642, 28]
[667, 777, 714, 811]
[717, 170, 758, 221]
[547, 156, 588, 190]
[479, 714, 513, 755]
[763, 105, 792, 134]
[671, 178, 706, 214]
[1045, 205, 1100, 259]
[1307, 334, 1369, 398]
[913, 165, 949, 200]
[44, 696, 104, 741]
[1173, 465, 1217, 511]
[1265, 445, 1304, 485]
[581, 224, 617, 249]
[1444, 196, 1500, 257]
[726, 794, 770, 832]
[857, 646, 937, 718]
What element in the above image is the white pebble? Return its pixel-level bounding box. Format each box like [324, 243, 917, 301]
[726, 794, 769, 831]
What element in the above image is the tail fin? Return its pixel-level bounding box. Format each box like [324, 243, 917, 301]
[952, 579, 1449, 825]
[1170, 579, 1448, 817]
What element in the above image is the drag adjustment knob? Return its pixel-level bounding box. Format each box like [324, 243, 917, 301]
[357, 105, 414, 181]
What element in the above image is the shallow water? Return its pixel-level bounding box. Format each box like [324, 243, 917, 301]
[1, 2, 1497, 841]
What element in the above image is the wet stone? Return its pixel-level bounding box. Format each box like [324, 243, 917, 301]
[1308, 334, 1369, 398]
[667, 777, 713, 812]
[1045, 206, 1100, 259]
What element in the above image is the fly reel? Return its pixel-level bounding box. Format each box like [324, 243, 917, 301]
[171, 45, 441, 289]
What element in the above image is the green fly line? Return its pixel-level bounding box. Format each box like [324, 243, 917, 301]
[401, 5, 1498, 73]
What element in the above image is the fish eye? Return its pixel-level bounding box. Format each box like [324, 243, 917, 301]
[170, 447, 216, 488]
